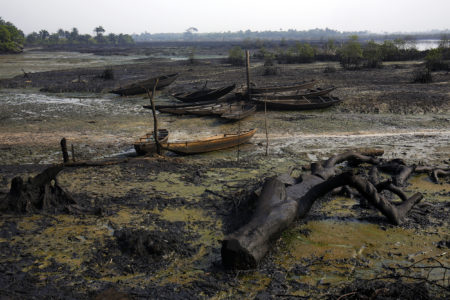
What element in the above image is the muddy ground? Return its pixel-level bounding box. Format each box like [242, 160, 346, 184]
[0, 46, 449, 299]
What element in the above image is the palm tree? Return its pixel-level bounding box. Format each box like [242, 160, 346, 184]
[39, 30, 49, 40]
[93, 26, 105, 37]
[57, 28, 65, 39]
[70, 27, 79, 41]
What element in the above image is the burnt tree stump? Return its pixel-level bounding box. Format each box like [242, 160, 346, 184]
[0, 166, 74, 213]
[0, 165, 100, 215]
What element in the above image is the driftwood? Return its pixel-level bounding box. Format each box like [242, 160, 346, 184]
[221, 151, 447, 269]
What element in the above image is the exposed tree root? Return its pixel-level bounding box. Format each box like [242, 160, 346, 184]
[221, 151, 445, 269]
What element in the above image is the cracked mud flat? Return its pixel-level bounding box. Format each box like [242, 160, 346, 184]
[0, 50, 449, 299]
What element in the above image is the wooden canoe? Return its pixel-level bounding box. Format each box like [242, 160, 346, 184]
[220, 104, 257, 121]
[184, 102, 255, 117]
[147, 98, 227, 111]
[158, 103, 225, 115]
[150, 98, 230, 115]
[164, 129, 257, 155]
[157, 101, 255, 118]
[251, 96, 341, 110]
[111, 73, 178, 96]
[173, 84, 235, 102]
[252, 86, 335, 100]
[250, 79, 316, 94]
[134, 129, 169, 155]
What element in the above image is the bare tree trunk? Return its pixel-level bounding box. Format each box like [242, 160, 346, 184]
[145, 78, 161, 155]
[245, 50, 251, 101]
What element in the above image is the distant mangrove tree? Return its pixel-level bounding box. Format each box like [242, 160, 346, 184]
[0, 18, 25, 54]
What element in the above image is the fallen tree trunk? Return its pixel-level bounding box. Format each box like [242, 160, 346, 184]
[221, 151, 434, 269]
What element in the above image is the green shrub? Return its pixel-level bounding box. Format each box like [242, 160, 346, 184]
[275, 42, 315, 64]
[379, 40, 399, 60]
[263, 50, 275, 66]
[228, 46, 245, 66]
[338, 35, 363, 70]
[295, 42, 315, 63]
[363, 40, 383, 68]
[425, 48, 449, 71]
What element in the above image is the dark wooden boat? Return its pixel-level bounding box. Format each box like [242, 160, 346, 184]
[156, 101, 254, 118]
[133, 129, 169, 155]
[252, 86, 335, 100]
[111, 73, 178, 96]
[147, 98, 230, 115]
[185, 102, 255, 117]
[220, 104, 257, 121]
[250, 79, 316, 94]
[252, 96, 341, 110]
[164, 128, 257, 155]
[173, 84, 235, 102]
[158, 103, 225, 115]
[147, 98, 227, 111]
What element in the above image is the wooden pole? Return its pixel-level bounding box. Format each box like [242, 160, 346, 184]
[237, 118, 241, 162]
[60, 138, 69, 163]
[245, 50, 251, 101]
[145, 78, 161, 155]
[264, 99, 269, 156]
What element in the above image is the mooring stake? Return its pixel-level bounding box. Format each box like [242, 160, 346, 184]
[60, 138, 69, 163]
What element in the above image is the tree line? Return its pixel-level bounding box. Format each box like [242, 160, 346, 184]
[133, 28, 449, 42]
[0, 18, 135, 54]
[25, 25, 134, 46]
[227, 34, 450, 72]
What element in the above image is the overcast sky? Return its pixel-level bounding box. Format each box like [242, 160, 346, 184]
[2, 0, 449, 35]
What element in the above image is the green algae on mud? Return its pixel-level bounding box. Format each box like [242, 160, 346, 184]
[272, 222, 449, 296]
[1, 154, 448, 298]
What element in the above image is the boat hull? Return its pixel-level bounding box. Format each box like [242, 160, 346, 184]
[165, 129, 257, 154]
[111, 73, 178, 96]
[252, 96, 341, 110]
[173, 84, 235, 102]
[250, 79, 316, 94]
[134, 129, 169, 155]
[252, 86, 335, 100]
[220, 104, 257, 120]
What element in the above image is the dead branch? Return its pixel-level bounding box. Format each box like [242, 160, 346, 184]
[413, 165, 450, 183]
[378, 159, 414, 186]
[375, 180, 408, 202]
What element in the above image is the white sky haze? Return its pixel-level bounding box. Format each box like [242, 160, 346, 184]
[1, 0, 449, 35]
